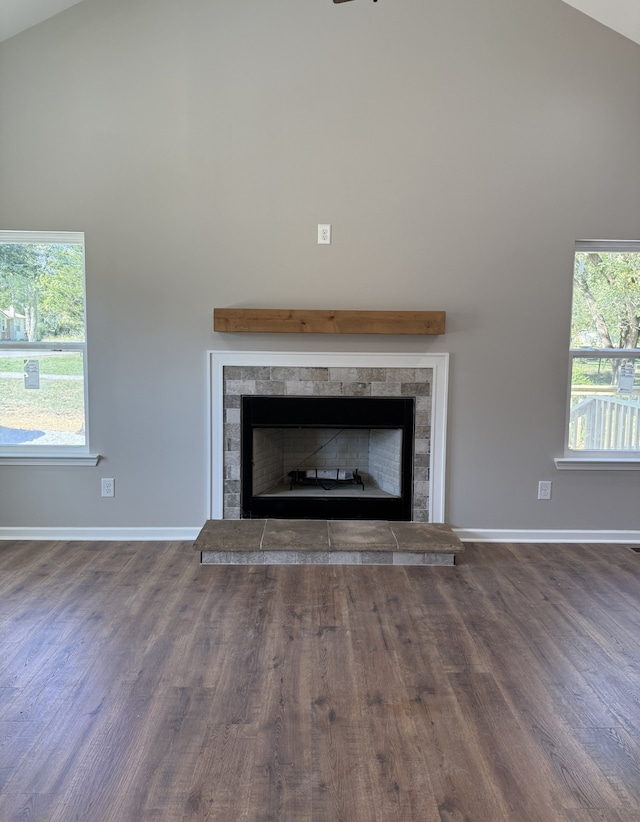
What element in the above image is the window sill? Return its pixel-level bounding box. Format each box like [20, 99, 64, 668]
[555, 457, 640, 471]
[0, 453, 100, 466]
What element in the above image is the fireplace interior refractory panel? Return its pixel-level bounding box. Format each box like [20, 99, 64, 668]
[221, 364, 433, 521]
[252, 427, 402, 495]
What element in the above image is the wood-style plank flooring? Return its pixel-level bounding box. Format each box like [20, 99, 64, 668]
[0, 539, 639, 821]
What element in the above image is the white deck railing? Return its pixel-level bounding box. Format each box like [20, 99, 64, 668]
[569, 395, 640, 450]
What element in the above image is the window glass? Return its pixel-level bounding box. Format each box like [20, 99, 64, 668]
[568, 242, 640, 453]
[0, 232, 87, 451]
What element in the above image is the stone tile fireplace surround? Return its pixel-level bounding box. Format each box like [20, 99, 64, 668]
[209, 351, 449, 523]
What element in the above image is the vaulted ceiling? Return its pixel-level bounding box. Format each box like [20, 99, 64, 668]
[0, 0, 639, 45]
[561, 0, 640, 46]
[0, 0, 83, 43]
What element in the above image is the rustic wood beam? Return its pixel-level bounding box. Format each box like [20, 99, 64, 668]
[213, 308, 446, 335]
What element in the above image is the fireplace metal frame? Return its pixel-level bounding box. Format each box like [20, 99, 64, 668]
[241, 395, 415, 520]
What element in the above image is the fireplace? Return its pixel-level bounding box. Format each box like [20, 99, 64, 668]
[209, 351, 449, 523]
[241, 395, 414, 520]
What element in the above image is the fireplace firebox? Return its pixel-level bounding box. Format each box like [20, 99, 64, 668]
[241, 395, 414, 520]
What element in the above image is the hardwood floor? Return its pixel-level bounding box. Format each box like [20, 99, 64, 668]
[0, 539, 639, 821]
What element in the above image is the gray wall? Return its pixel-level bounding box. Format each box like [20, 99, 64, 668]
[1, 0, 640, 532]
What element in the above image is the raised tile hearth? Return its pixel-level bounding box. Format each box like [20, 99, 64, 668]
[194, 519, 464, 566]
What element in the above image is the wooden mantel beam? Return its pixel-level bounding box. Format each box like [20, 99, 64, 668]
[214, 308, 446, 335]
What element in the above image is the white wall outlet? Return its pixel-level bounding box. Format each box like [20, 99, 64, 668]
[318, 224, 331, 244]
[537, 480, 552, 500]
[101, 478, 115, 498]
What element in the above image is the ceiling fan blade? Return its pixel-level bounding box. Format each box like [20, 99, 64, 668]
[333, 0, 357, 3]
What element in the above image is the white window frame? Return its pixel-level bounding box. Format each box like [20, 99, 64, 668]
[556, 239, 640, 471]
[0, 230, 98, 466]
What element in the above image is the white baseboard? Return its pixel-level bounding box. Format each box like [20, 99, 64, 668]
[1, 526, 639, 545]
[0, 527, 201, 542]
[454, 528, 640, 544]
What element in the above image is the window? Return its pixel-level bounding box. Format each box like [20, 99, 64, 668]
[564, 240, 640, 462]
[0, 231, 95, 463]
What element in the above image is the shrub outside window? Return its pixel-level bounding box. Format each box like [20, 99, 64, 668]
[567, 240, 640, 455]
[0, 231, 89, 455]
